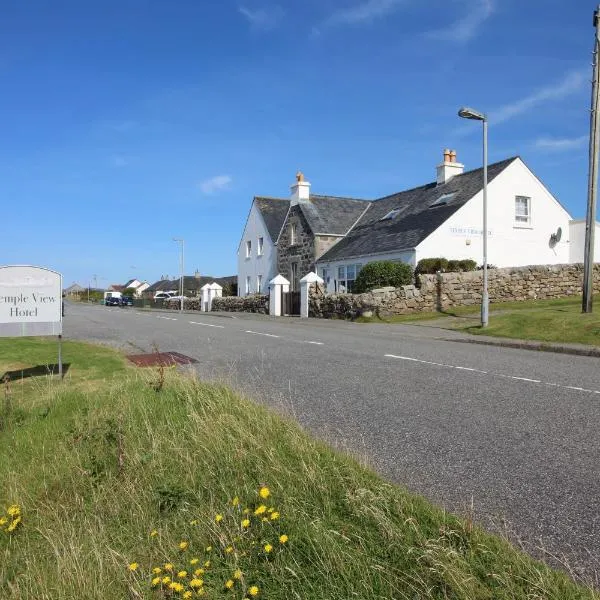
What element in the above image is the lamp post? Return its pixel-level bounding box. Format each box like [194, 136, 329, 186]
[458, 106, 489, 327]
[173, 238, 185, 312]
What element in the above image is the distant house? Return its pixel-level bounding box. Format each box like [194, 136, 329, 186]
[143, 274, 237, 298]
[107, 284, 125, 293]
[239, 150, 595, 294]
[123, 278, 150, 297]
[64, 283, 85, 296]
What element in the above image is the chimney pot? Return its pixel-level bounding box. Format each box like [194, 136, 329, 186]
[443, 149, 451, 162]
[450, 150, 457, 163]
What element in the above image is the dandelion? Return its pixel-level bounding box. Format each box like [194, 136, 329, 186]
[225, 546, 233, 554]
[170, 582, 184, 593]
[232, 496, 240, 506]
[259, 486, 270, 499]
[151, 576, 161, 586]
[7, 505, 20, 517]
[279, 534, 288, 544]
[0, 517, 6, 526]
[190, 519, 198, 526]
[233, 568, 243, 579]
[205, 546, 212, 552]
[7, 517, 21, 532]
[225, 579, 234, 589]
[179, 541, 189, 551]
[183, 592, 193, 599]
[152, 567, 162, 575]
[177, 570, 188, 578]
[242, 519, 250, 528]
[194, 568, 205, 577]
[162, 576, 172, 585]
[150, 529, 158, 537]
[190, 558, 199, 565]
[128, 562, 138, 572]
[215, 514, 223, 523]
[264, 543, 273, 553]
[249, 585, 260, 596]
[270, 511, 280, 520]
[254, 505, 267, 516]
[164, 563, 174, 572]
[190, 578, 204, 588]
[204, 560, 211, 568]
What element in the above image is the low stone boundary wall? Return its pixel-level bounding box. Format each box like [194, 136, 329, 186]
[162, 298, 201, 310]
[212, 295, 269, 314]
[310, 263, 600, 319]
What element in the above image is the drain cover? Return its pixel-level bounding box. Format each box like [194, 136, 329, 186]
[127, 352, 198, 367]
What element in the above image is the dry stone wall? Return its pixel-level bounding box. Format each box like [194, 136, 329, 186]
[310, 263, 600, 319]
[212, 295, 269, 314]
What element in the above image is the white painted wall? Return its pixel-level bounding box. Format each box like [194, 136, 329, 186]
[237, 202, 278, 296]
[569, 221, 600, 263]
[316, 250, 415, 293]
[417, 159, 573, 268]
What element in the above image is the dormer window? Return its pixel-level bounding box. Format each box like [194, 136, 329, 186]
[429, 192, 456, 208]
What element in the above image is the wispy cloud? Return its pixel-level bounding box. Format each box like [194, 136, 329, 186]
[239, 5, 284, 31]
[492, 70, 587, 124]
[534, 135, 588, 152]
[315, 0, 406, 32]
[198, 175, 232, 195]
[428, 0, 494, 43]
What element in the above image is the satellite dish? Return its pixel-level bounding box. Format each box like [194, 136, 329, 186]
[549, 227, 563, 249]
[555, 227, 562, 242]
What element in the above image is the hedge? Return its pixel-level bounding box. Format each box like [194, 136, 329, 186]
[353, 261, 413, 293]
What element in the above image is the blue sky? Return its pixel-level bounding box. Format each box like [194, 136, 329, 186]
[0, 0, 594, 287]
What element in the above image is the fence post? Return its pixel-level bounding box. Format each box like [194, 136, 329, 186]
[299, 272, 324, 319]
[268, 275, 290, 316]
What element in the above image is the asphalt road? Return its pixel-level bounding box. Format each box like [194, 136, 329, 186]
[65, 302, 600, 581]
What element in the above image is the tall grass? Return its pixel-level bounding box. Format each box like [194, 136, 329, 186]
[0, 363, 597, 599]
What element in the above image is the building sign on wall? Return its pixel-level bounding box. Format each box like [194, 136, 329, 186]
[0, 266, 62, 337]
[449, 226, 493, 237]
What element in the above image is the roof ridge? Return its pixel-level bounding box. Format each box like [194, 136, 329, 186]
[311, 194, 372, 203]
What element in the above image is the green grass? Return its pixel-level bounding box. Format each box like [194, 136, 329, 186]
[0, 339, 597, 599]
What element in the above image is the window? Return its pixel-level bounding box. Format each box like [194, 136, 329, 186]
[257, 274, 262, 293]
[246, 240, 252, 258]
[336, 264, 362, 293]
[290, 222, 297, 245]
[429, 192, 456, 208]
[257, 237, 264, 256]
[245, 276, 251, 295]
[515, 196, 531, 224]
[380, 208, 402, 221]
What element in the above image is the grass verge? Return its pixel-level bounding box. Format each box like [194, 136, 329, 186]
[0, 339, 597, 599]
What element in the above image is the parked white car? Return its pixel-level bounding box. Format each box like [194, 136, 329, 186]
[153, 291, 176, 300]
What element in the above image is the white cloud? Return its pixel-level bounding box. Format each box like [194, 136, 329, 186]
[239, 5, 284, 30]
[534, 135, 588, 152]
[492, 70, 587, 124]
[198, 175, 232, 195]
[428, 0, 494, 43]
[315, 0, 405, 32]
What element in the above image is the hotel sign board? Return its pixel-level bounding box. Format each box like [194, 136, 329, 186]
[0, 266, 62, 337]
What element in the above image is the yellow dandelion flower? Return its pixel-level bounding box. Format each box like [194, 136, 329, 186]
[7, 505, 20, 517]
[215, 514, 223, 523]
[225, 546, 233, 554]
[128, 562, 138, 571]
[0, 517, 7, 526]
[225, 579, 234, 589]
[270, 511, 280, 520]
[162, 576, 171, 585]
[249, 585, 259, 596]
[177, 570, 188, 578]
[204, 560, 211, 568]
[242, 518, 250, 528]
[190, 519, 198, 526]
[259, 486, 270, 499]
[179, 541, 189, 551]
[190, 558, 199, 565]
[151, 576, 161, 586]
[279, 534, 288, 544]
[169, 581, 184, 592]
[206, 546, 212, 552]
[233, 569, 242, 580]
[254, 505, 267, 516]
[232, 496, 240, 506]
[264, 543, 273, 553]
[152, 567, 162, 575]
[6, 517, 20, 532]
[164, 563, 174, 572]
[190, 578, 204, 588]
[194, 568, 205, 577]
[183, 592, 193, 599]
[150, 529, 158, 537]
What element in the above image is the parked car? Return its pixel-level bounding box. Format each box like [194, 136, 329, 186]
[105, 296, 121, 306]
[154, 291, 176, 300]
[121, 296, 134, 306]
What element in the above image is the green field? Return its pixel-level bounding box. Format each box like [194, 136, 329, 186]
[0, 339, 597, 599]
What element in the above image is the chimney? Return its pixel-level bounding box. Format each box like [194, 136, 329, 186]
[290, 171, 311, 205]
[436, 148, 464, 185]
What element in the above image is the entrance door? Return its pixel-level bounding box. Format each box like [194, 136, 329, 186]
[281, 290, 300, 316]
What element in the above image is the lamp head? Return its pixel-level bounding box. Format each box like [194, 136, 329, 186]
[458, 106, 487, 121]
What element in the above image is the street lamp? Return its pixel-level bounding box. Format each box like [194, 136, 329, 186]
[173, 238, 185, 312]
[458, 106, 489, 327]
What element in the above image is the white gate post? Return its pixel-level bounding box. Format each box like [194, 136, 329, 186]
[300, 272, 324, 319]
[268, 274, 290, 317]
[208, 283, 223, 311]
[200, 283, 211, 312]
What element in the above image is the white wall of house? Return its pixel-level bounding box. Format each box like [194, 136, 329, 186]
[237, 202, 278, 296]
[416, 159, 572, 268]
[316, 250, 415, 293]
[569, 220, 600, 263]
[134, 282, 150, 297]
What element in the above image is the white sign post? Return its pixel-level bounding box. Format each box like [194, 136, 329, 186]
[0, 266, 64, 376]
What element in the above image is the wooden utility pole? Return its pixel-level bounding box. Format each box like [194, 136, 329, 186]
[583, 6, 600, 313]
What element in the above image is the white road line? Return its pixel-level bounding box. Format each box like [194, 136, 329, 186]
[157, 316, 178, 321]
[303, 341, 324, 345]
[189, 321, 225, 329]
[245, 330, 280, 338]
[384, 354, 600, 395]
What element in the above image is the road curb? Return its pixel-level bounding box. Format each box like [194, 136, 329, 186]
[446, 336, 600, 358]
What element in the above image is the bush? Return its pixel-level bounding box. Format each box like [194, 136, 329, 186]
[459, 259, 477, 272]
[415, 258, 448, 275]
[446, 260, 461, 272]
[353, 261, 413, 293]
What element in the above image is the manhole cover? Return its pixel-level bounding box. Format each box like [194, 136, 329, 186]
[127, 352, 198, 367]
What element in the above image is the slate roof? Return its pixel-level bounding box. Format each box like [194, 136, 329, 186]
[146, 275, 237, 294]
[255, 197, 290, 242]
[318, 157, 518, 263]
[299, 195, 370, 235]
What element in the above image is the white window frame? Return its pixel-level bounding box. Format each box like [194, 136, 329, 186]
[290, 222, 297, 246]
[246, 240, 252, 258]
[256, 274, 262, 293]
[336, 264, 362, 293]
[245, 276, 251, 295]
[257, 237, 264, 256]
[515, 196, 531, 226]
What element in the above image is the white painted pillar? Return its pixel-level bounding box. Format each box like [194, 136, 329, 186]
[200, 283, 211, 312]
[207, 283, 223, 311]
[268, 274, 290, 317]
[299, 272, 324, 319]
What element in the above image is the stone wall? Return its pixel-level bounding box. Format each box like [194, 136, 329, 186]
[277, 205, 316, 289]
[310, 263, 600, 319]
[212, 295, 269, 314]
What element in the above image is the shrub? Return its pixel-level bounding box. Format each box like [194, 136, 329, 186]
[353, 261, 413, 293]
[415, 258, 448, 275]
[446, 260, 461, 272]
[459, 259, 477, 272]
